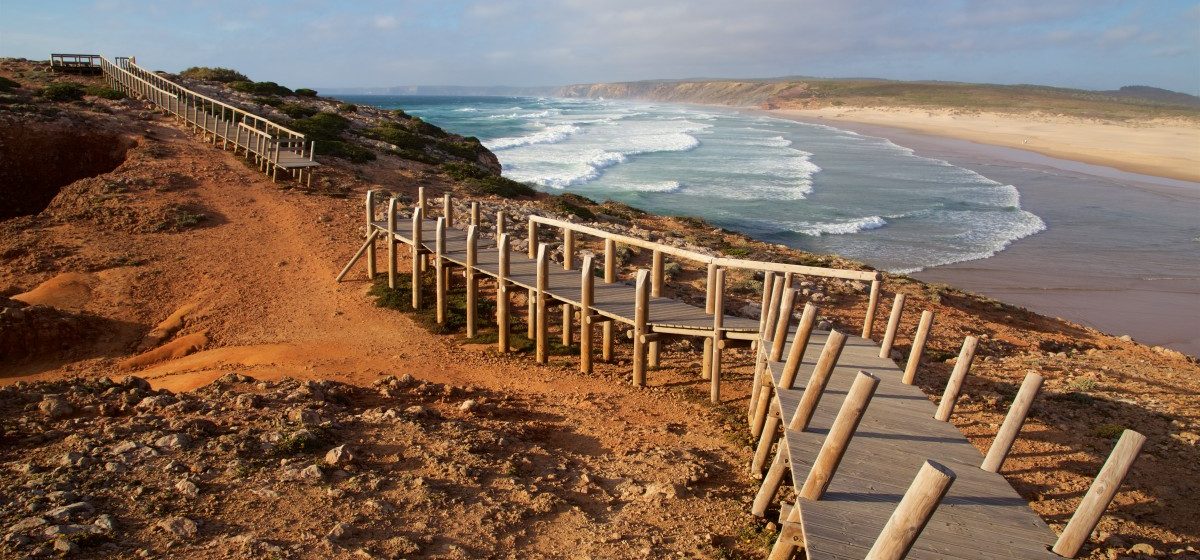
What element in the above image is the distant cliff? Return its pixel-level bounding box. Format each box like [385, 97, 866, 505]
[556, 79, 1200, 119]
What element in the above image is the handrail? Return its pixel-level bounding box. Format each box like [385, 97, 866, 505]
[123, 59, 307, 139]
[528, 214, 880, 282]
[98, 56, 178, 100]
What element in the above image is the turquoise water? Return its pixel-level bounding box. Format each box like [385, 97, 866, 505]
[342, 95, 1046, 273]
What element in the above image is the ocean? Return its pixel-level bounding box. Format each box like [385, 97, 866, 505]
[341, 95, 1046, 274]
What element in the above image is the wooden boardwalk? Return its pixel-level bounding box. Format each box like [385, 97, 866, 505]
[95, 55, 318, 184]
[764, 331, 1061, 559]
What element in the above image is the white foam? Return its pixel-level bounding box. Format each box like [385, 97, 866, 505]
[484, 124, 580, 150]
[453, 107, 479, 112]
[789, 216, 888, 236]
[622, 180, 683, 193]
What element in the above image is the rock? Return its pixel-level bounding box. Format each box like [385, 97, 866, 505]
[287, 408, 321, 426]
[234, 394, 261, 409]
[326, 522, 351, 540]
[9, 516, 47, 532]
[94, 514, 117, 532]
[157, 516, 198, 539]
[111, 441, 139, 455]
[816, 320, 833, 331]
[47, 502, 94, 520]
[155, 433, 190, 450]
[325, 445, 354, 466]
[1118, 334, 1133, 342]
[404, 405, 428, 417]
[119, 376, 152, 391]
[39, 395, 73, 419]
[53, 536, 79, 554]
[459, 399, 478, 412]
[738, 303, 760, 319]
[1129, 543, 1156, 555]
[300, 464, 323, 480]
[136, 394, 175, 410]
[175, 479, 199, 497]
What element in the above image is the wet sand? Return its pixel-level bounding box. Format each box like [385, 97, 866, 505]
[768, 113, 1200, 356]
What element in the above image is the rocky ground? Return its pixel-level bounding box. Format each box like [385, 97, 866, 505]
[1, 58, 1198, 559]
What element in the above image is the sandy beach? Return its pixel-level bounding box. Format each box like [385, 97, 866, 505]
[767, 109, 1200, 355]
[773, 107, 1200, 183]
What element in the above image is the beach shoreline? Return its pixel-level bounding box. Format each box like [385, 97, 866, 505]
[762, 109, 1200, 356]
[768, 107, 1200, 183]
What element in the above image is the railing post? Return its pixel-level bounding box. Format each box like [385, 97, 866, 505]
[934, 336, 979, 421]
[711, 268, 725, 403]
[418, 186, 428, 218]
[535, 244, 549, 364]
[580, 255, 595, 373]
[411, 207, 423, 309]
[705, 263, 718, 314]
[779, 303, 819, 389]
[788, 330, 850, 431]
[497, 234, 511, 353]
[879, 293, 906, 359]
[470, 202, 480, 227]
[527, 217, 537, 259]
[771, 288, 798, 361]
[902, 310, 935, 384]
[435, 218, 447, 324]
[862, 278, 882, 339]
[864, 461, 956, 560]
[365, 191, 377, 278]
[981, 373, 1043, 472]
[496, 210, 506, 238]
[443, 193, 453, 228]
[465, 225, 478, 337]
[386, 198, 398, 288]
[563, 228, 575, 270]
[602, 238, 616, 362]
[1052, 430, 1146, 558]
[799, 371, 880, 500]
[632, 269, 650, 386]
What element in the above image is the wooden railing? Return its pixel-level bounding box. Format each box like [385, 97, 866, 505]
[51, 53, 101, 72]
[96, 55, 318, 184]
[524, 214, 885, 338]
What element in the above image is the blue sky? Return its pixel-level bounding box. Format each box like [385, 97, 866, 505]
[1, 0, 1197, 94]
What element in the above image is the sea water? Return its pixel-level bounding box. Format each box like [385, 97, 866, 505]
[342, 95, 1046, 273]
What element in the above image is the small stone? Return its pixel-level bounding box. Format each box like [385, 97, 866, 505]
[1128, 543, 1156, 555]
[47, 502, 94, 520]
[53, 536, 79, 554]
[39, 396, 74, 419]
[111, 441, 139, 455]
[175, 479, 199, 497]
[1118, 334, 1133, 342]
[404, 405, 428, 417]
[234, 394, 261, 409]
[816, 320, 833, 331]
[157, 516, 198, 539]
[104, 462, 127, 473]
[325, 445, 354, 466]
[287, 408, 321, 426]
[155, 433, 190, 450]
[300, 464, 323, 480]
[326, 522, 351, 540]
[459, 399, 478, 412]
[94, 514, 117, 532]
[9, 516, 47, 532]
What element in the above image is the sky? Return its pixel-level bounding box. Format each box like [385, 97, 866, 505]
[1, 0, 1197, 94]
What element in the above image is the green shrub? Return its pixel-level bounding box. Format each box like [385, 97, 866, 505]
[441, 162, 491, 181]
[472, 176, 536, 198]
[395, 149, 440, 165]
[318, 140, 375, 163]
[554, 193, 596, 220]
[84, 85, 125, 99]
[180, 66, 249, 83]
[41, 82, 85, 101]
[392, 109, 410, 119]
[293, 88, 318, 97]
[437, 138, 487, 160]
[289, 112, 350, 140]
[1093, 423, 1124, 440]
[279, 102, 317, 119]
[229, 80, 292, 96]
[337, 103, 357, 113]
[0, 76, 21, 92]
[253, 95, 283, 107]
[367, 123, 431, 151]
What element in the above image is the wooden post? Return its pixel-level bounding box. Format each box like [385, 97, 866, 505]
[497, 234, 511, 353]
[632, 269, 650, 386]
[771, 288, 798, 361]
[902, 310, 935, 384]
[496, 210, 505, 238]
[705, 263, 718, 314]
[711, 268, 725, 403]
[465, 225, 478, 337]
[562, 298, 573, 346]
[788, 330, 849, 431]
[747, 272, 777, 406]
[879, 293, 906, 359]
[864, 461, 956, 560]
[779, 303, 819, 389]
[981, 373, 1043, 472]
[527, 218, 537, 259]
[418, 187, 428, 217]
[1052, 430, 1146, 558]
[800, 371, 880, 500]
[651, 250, 664, 296]
[443, 193, 453, 228]
[563, 228, 575, 270]
[528, 287, 536, 339]
[435, 218, 447, 325]
[934, 336, 979, 422]
[535, 244, 549, 364]
[386, 198, 397, 289]
[470, 202, 480, 226]
[750, 277, 786, 422]
[580, 255, 595, 373]
[752, 439, 791, 516]
[411, 207, 423, 309]
[862, 278, 882, 339]
[602, 239, 616, 362]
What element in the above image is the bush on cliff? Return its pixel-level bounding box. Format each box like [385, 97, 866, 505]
[180, 67, 250, 83]
[294, 88, 318, 97]
[0, 76, 21, 92]
[85, 85, 126, 100]
[230, 80, 293, 97]
[440, 162, 535, 198]
[289, 112, 375, 163]
[40, 83, 85, 101]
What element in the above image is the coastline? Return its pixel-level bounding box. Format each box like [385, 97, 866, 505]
[769, 107, 1200, 183]
[761, 109, 1200, 355]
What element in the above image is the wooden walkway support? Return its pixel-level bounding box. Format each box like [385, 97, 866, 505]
[95, 55, 318, 185]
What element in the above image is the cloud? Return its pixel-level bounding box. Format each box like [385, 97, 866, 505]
[372, 15, 399, 29]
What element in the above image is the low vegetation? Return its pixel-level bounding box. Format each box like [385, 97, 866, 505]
[440, 162, 535, 198]
[287, 112, 375, 164]
[179, 66, 249, 83]
[40, 82, 85, 102]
